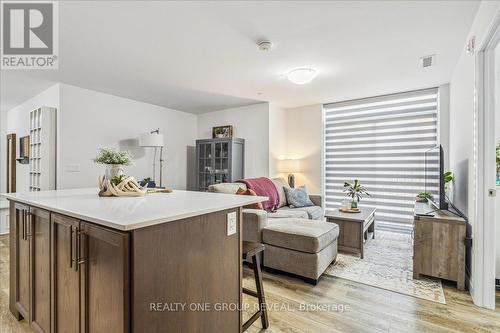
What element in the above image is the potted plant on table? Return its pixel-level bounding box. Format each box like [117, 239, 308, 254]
[94, 147, 133, 180]
[416, 192, 433, 202]
[444, 171, 454, 195]
[139, 177, 156, 188]
[343, 179, 370, 209]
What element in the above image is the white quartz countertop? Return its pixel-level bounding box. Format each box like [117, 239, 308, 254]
[1, 188, 268, 231]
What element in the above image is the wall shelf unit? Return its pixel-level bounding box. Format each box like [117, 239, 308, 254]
[29, 107, 57, 191]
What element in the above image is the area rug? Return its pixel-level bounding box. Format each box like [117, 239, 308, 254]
[324, 230, 446, 304]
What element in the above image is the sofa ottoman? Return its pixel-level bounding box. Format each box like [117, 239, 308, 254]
[262, 219, 339, 284]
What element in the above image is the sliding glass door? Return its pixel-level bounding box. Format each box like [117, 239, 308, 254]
[324, 88, 439, 232]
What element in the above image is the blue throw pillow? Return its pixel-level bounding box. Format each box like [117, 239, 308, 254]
[283, 186, 314, 208]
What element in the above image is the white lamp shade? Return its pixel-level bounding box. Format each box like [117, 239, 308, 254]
[139, 133, 164, 147]
[278, 159, 302, 173]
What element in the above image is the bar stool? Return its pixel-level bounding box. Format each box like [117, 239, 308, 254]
[242, 241, 269, 331]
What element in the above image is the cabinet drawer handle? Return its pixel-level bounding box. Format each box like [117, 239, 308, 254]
[22, 211, 26, 240]
[26, 212, 32, 238]
[74, 227, 80, 271]
[77, 231, 86, 268]
[69, 226, 74, 269]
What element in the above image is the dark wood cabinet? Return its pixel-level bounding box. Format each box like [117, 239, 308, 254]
[11, 204, 130, 333]
[30, 207, 51, 333]
[9, 203, 51, 333]
[10, 198, 240, 332]
[11, 202, 30, 320]
[81, 222, 130, 333]
[51, 213, 81, 333]
[50, 214, 130, 333]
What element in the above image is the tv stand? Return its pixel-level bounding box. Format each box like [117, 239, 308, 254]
[413, 201, 466, 290]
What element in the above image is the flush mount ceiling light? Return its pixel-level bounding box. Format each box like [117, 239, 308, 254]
[287, 68, 317, 85]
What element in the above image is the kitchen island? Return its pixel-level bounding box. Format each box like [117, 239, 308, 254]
[2, 188, 266, 333]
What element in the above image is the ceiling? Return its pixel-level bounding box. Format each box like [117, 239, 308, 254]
[1, 0, 479, 114]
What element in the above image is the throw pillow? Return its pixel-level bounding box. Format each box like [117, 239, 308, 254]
[283, 186, 314, 208]
[236, 187, 264, 210]
[271, 177, 290, 208]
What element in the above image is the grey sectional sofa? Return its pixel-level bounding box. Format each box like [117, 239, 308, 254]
[208, 178, 339, 284]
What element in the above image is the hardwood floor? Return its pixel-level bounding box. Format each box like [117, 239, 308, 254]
[1, 234, 499, 332]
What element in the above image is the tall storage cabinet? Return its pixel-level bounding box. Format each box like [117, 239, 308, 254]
[30, 107, 57, 191]
[196, 138, 245, 191]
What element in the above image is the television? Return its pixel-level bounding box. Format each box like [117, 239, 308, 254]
[424, 145, 448, 210]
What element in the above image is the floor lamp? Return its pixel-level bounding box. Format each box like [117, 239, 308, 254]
[139, 129, 164, 187]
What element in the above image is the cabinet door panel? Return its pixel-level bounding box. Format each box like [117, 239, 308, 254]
[81, 222, 129, 333]
[30, 207, 51, 333]
[14, 203, 30, 320]
[51, 213, 81, 333]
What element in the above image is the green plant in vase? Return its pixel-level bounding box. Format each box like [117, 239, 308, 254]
[343, 180, 370, 209]
[94, 147, 133, 180]
[416, 192, 433, 202]
[444, 170, 454, 196]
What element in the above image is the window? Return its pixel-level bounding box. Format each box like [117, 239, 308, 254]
[323, 88, 439, 232]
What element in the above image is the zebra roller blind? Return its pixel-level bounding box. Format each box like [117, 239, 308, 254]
[324, 88, 439, 231]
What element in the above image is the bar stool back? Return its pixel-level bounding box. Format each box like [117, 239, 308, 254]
[242, 241, 269, 331]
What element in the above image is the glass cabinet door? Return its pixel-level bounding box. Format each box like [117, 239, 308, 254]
[198, 143, 214, 190]
[214, 141, 229, 184]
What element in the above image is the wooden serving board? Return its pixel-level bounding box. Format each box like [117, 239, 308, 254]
[339, 208, 361, 213]
[147, 188, 173, 194]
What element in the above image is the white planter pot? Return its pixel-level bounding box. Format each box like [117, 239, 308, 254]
[105, 164, 124, 180]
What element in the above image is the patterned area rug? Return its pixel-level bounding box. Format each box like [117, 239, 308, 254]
[324, 230, 446, 304]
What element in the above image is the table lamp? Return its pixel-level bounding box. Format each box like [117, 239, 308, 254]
[279, 159, 302, 188]
[139, 129, 164, 187]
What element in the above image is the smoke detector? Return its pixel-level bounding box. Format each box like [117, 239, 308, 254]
[258, 41, 273, 51]
[421, 55, 436, 68]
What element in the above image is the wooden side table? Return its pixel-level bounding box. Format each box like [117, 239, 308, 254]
[326, 207, 376, 259]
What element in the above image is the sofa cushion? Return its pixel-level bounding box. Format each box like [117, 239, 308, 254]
[284, 186, 314, 208]
[267, 210, 308, 219]
[208, 183, 246, 194]
[263, 219, 339, 254]
[271, 177, 290, 208]
[280, 205, 324, 220]
[236, 188, 264, 210]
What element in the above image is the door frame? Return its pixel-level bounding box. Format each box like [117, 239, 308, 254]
[474, 10, 500, 309]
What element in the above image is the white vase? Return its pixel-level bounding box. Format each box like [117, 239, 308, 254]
[105, 164, 124, 180]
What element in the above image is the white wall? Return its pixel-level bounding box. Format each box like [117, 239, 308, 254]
[268, 103, 287, 178]
[495, 37, 500, 280]
[3, 83, 198, 193]
[58, 84, 197, 189]
[0, 108, 7, 234]
[0, 109, 6, 194]
[449, 1, 500, 220]
[6, 84, 61, 193]
[439, 84, 451, 171]
[197, 103, 270, 178]
[448, 0, 500, 295]
[283, 104, 324, 195]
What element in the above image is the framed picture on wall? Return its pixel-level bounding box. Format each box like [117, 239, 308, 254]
[17, 136, 30, 164]
[212, 125, 233, 139]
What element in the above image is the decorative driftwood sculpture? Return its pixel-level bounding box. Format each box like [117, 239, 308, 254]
[98, 175, 147, 197]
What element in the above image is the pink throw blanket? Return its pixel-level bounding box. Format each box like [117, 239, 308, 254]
[237, 177, 279, 212]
